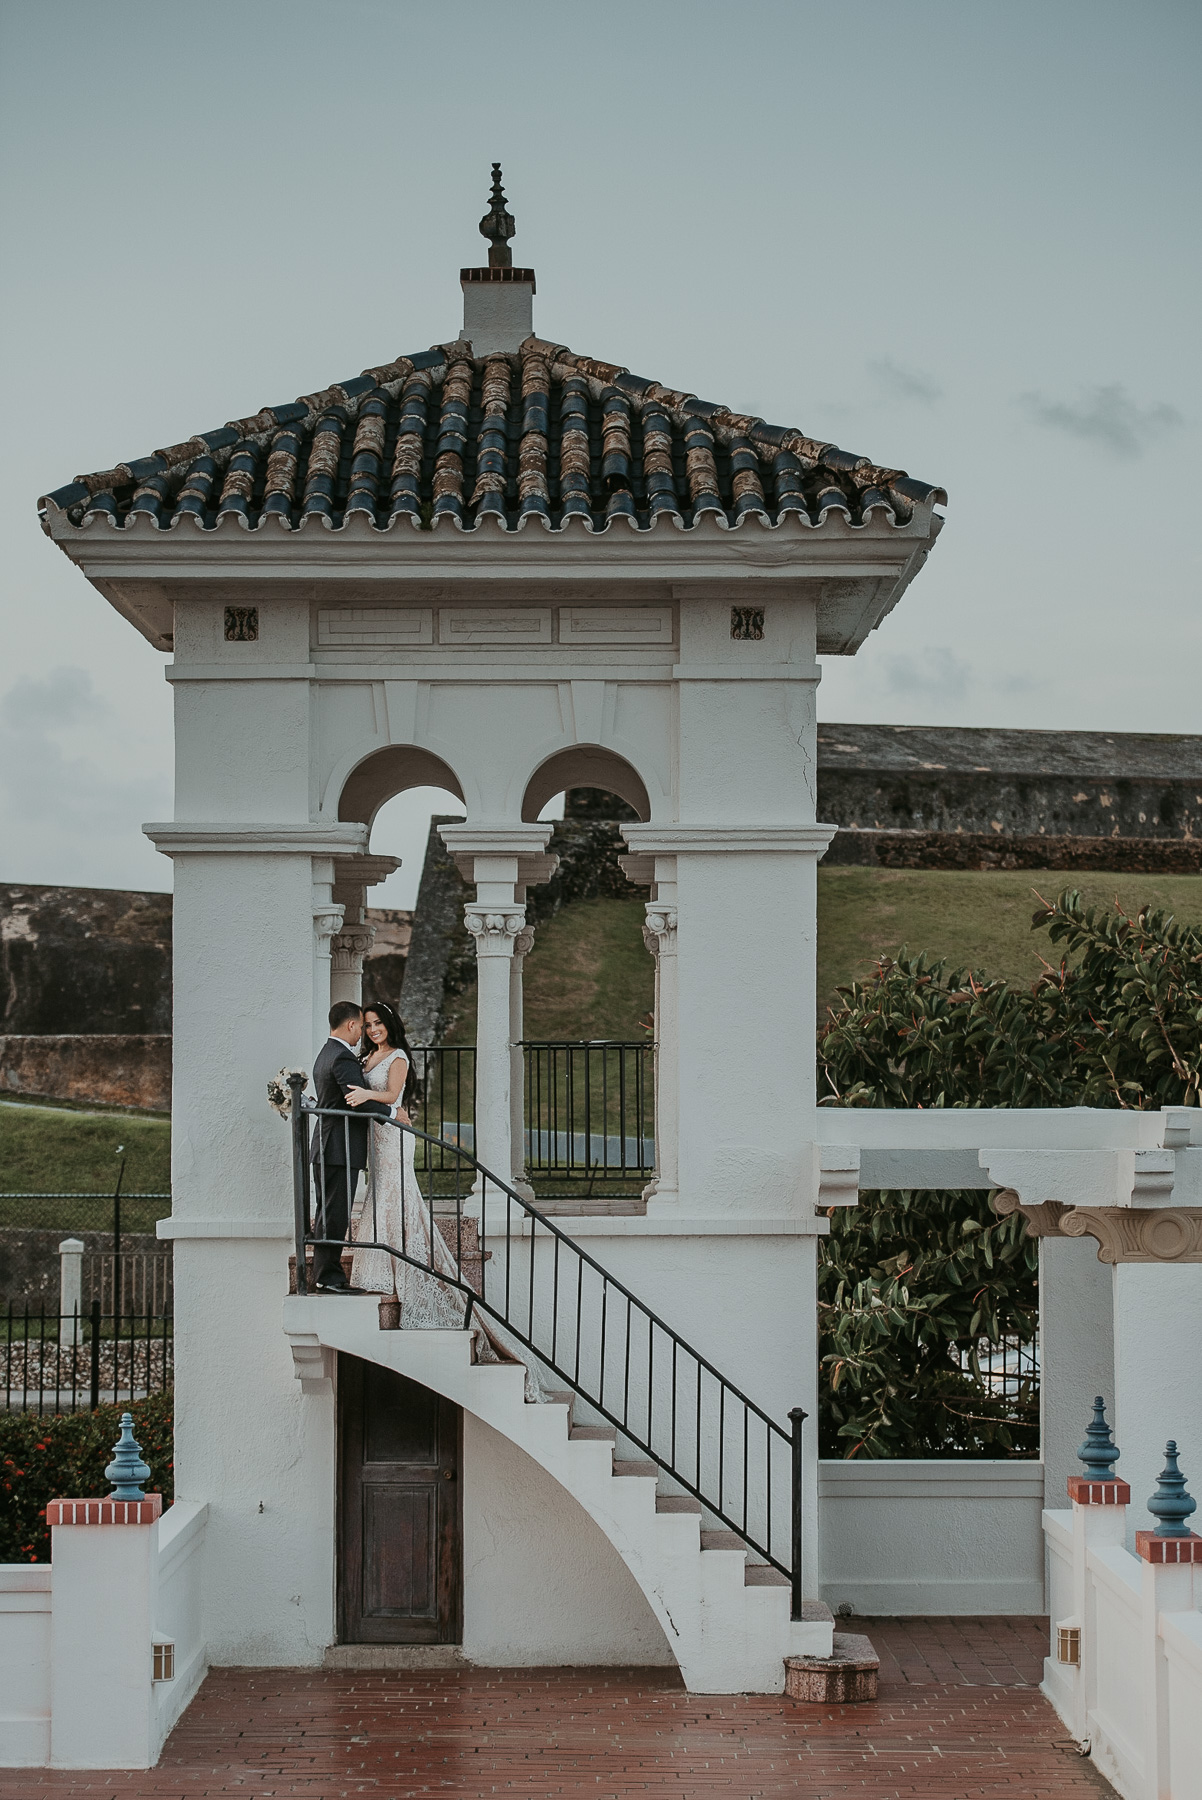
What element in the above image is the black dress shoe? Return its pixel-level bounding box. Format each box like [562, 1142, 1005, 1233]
[316, 1278, 364, 1294]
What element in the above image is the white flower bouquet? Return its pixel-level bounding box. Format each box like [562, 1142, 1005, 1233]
[267, 1068, 309, 1120]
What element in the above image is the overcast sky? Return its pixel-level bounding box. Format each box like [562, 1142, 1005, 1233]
[1, 0, 1198, 907]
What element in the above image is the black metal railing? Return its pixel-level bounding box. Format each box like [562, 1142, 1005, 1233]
[2, 1298, 173, 1415]
[404, 1042, 654, 1196]
[291, 1077, 805, 1614]
[523, 1042, 654, 1189]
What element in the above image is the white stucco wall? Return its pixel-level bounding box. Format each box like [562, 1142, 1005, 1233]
[1039, 1235, 1114, 1511]
[462, 1413, 674, 1665]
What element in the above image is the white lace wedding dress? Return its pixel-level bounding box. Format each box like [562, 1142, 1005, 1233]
[349, 1050, 545, 1398]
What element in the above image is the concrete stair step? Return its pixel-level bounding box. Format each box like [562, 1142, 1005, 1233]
[700, 1530, 745, 1552]
[612, 1458, 659, 1478]
[656, 1495, 703, 1514]
[743, 1564, 790, 1587]
[570, 1424, 617, 1442]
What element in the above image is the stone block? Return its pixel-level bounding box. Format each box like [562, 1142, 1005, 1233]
[784, 1631, 879, 1704]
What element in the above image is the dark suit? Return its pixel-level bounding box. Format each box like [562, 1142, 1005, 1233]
[309, 1035, 393, 1285]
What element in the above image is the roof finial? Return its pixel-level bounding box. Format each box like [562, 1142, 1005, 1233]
[479, 162, 515, 270]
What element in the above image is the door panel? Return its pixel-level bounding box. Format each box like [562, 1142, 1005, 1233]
[337, 1354, 462, 1643]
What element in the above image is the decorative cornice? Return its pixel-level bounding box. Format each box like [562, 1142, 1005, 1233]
[144, 821, 369, 856]
[622, 824, 838, 855]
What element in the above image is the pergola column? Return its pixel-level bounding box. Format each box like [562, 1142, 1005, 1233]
[509, 916, 537, 1200]
[441, 826, 557, 1192]
[329, 854, 401, 1007]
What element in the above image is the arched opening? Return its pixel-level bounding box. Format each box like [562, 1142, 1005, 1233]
[339, 747, 465, 830]
[521, 747, 652, 824]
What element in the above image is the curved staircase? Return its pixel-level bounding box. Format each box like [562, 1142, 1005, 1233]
[283, 1302, 832, 1692]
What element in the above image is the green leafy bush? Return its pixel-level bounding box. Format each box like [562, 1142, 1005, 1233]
[0, 1392, 173, 1562]
[816, 891, 1202, 1458]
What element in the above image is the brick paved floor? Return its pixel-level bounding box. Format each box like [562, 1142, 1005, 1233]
[3, 1618, 1118, 1799]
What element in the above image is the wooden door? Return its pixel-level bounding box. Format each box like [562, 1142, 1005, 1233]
[337, 1354, 463, 1644]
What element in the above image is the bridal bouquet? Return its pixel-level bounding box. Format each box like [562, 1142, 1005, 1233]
[267, 1068, 309, 1120]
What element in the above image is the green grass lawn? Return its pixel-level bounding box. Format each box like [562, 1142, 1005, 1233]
[0, 1102, 171, 1231]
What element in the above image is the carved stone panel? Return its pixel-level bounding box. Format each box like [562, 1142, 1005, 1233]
[439, 608, 552, 645]
[317, 608, 434, 647]
[558, 606, 675, 645]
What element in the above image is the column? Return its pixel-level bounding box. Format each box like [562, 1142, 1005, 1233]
[311, 900, 344, 1046]
[330, 921, 376, 1007]
[465, 903, 525, 1184]
[509, 917, 536, 1200]
[642, 890, 678, 1211]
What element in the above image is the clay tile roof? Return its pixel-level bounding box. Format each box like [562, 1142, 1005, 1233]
[39, 338, 946, 535]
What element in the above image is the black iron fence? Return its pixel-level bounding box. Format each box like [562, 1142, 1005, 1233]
[293, 1081, 805, 1615]
[2, 1298, 173, 1414]
[405, 1041, 654, 1197]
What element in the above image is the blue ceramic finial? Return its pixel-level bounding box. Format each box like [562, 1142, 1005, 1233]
[1148, 1441, 1197, 1539]
[1077, 1396, 1121, 1481]
[105, 1411, 152, 1501]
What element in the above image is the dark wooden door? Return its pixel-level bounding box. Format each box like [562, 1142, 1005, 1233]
[337, 1354, 463, 1644]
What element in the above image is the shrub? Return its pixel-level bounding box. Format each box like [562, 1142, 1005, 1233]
[816, 891, 1202, 1458]
[0, 1392, 173, 1562]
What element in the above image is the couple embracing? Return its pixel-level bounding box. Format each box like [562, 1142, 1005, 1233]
[309, 998, 461, 1323]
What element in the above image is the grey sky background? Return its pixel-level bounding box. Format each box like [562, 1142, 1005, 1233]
[1, 0, 1198, 908]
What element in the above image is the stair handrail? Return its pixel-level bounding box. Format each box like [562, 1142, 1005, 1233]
[290, 1077, 806, 1617]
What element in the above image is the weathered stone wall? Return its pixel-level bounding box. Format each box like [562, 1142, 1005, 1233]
[818, 725, 1202, 868]
[0, 1036, 171, 1111]
[0, 885, 172, 1034]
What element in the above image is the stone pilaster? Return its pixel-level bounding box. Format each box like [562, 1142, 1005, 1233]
[465, 905, 526, 1188]
[642, 901, 678, 1209]
[509, 921, 537, 1200]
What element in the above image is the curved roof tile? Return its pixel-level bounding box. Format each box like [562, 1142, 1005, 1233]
[39, 338, 946, 535]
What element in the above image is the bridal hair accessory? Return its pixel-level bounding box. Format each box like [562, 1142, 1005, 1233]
[267, 1069, 308, 1120]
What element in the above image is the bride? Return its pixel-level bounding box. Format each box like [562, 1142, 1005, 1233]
[344, 1002, 544, 1393]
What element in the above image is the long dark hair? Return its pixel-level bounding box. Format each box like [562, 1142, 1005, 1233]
[361, 1000, 419, 1111]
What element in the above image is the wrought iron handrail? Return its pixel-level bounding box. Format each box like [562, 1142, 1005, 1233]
[290, 1076, 805, 1615]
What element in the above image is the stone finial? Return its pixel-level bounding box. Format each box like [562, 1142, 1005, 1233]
[1148, 1440, 1198, 1539]
[105, 1411, 152, 1501]
[479, 162, 516, 269]
[1077, 1396, 1121, 1480]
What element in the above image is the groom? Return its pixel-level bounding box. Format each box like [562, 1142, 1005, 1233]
[309, 1000, 400, 1292]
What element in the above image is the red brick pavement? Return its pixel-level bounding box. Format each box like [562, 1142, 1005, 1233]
[2, 1617, 1117, 1799]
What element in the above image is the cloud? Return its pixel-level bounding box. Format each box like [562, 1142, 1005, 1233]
[881, 647, 972, 704]
[1018, 384, 1184, 457]
[867, 357, 943, 405]
[0, 665, 106, 734]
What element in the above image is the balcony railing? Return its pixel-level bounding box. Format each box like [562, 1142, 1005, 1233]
[407, 1041, 654, 1198]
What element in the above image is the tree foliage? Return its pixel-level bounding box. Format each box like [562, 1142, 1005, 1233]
[816, 890, 1202, 1458]
[0, 1392, 173, 1561]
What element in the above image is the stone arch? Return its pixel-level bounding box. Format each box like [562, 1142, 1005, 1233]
[338, 746, 466, 829]
[520, 746, 652, 825]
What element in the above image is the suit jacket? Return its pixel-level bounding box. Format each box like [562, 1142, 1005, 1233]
[310, 1037, 393, 1170]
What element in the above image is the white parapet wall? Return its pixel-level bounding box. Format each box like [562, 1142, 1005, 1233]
[0, 1565, 51, 1766]
[0, 1499, 208, 1772]
[1043, 1492, 1202, 1800]
[819, 1459, 1045, 1615]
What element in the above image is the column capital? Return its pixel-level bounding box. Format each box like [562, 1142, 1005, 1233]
[465, 905, 526, 956]
[331, 923, 377, 975]
[642, 904, 677, 959]
[313, 905, 345, 947]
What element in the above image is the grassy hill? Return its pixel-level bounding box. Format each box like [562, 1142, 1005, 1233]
[0, 1100, 170, 1227]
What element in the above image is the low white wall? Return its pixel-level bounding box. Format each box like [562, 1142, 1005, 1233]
[462, 1412, 673, 1666]
[1163, 1612, 1202, 1799]
[154, 1503, 209, 1749]
[819, 1459, 1045, 1615]
[0, 1566, 51, 1766]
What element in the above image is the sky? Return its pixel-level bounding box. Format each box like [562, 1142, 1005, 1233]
[1, 0, 1198, 908]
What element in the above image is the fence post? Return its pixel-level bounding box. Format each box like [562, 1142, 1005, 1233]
[58, 1239, 85, 1335]
[789, 1406, 806, 1621]
[89, 1298, 101, 1412]
[289, 1073, 309, 1294]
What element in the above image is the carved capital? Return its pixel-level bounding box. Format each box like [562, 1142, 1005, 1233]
[331, 923, 377, 975]
[312, 905, 345, 951]
[465, 906, 526, 957]
[642, 905, 678, 959]
[512, 925, 536, 960]
[993, 1188, 1202, 1262]
[1061, 1206, 1202, 1264]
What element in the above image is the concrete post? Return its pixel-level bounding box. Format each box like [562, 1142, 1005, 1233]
[1134, 1527, 1201, 1800]
[509, 917, 536, 1200]
[58, 1238, 85, 1331]
[1066, 1475, 1131, 1746]
[465, 902, 524, 1186]
[47, 1493, 163, 1768]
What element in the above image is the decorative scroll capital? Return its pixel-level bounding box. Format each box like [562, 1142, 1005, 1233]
[642, 905, 678, 959]
[512, 924, 536, 960]
[331, 924, 377, 975]
[993, 1187, 1202, 1263]
[465, 905, 526, 957]
[312, 905, 345, 950]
